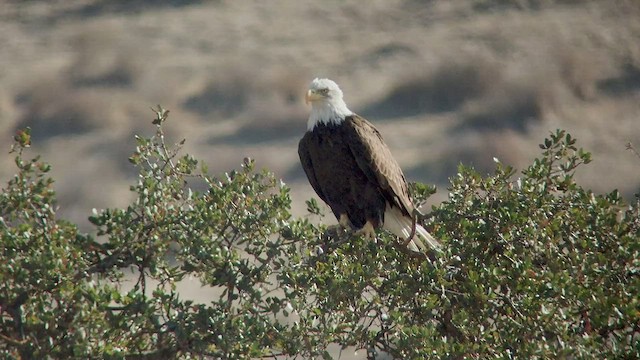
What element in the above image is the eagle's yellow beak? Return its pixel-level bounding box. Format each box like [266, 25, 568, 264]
[305, 90, 324, 105]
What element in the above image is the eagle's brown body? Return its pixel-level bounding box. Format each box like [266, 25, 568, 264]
[298, 114, 414, 230]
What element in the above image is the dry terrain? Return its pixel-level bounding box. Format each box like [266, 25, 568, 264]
[1, 0, 640, 358]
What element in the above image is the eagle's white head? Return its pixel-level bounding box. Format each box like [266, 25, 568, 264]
[305, 78, 353, 130]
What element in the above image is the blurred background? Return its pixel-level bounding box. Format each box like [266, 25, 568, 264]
[1, 0, 639, 230]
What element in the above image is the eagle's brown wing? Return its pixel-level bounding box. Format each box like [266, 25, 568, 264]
[343, 115, 415, 216]
[298, 132, 328, 204]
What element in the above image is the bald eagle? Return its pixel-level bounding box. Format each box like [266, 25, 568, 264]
[298, 78, 441, 253]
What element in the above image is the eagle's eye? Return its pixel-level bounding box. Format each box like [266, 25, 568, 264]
[318, 88, 329, 95]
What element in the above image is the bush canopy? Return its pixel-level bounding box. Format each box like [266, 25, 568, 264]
[1, 107, 638, 359]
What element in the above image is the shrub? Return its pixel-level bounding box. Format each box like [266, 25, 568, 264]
[1, 109, 638, 359]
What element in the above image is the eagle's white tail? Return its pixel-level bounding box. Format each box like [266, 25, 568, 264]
[383, 205, 442, 253]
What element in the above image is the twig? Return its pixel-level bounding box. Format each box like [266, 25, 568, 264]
[626, 142, 640, 161]
[401, 210, 418, 248]
[393, 241, 427, 260]
[0, 332, 28, 346]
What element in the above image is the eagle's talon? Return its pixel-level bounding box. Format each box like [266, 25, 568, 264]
[338, 214, 351, 229]
[355, 221, 376, 240]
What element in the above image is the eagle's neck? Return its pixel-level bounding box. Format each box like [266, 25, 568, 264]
[307, 99, 353, 131]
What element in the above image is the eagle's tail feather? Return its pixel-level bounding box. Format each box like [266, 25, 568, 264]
[384, 206, 442, 253]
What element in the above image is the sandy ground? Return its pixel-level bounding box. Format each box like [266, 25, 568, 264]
[1, 1, 639, 358]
